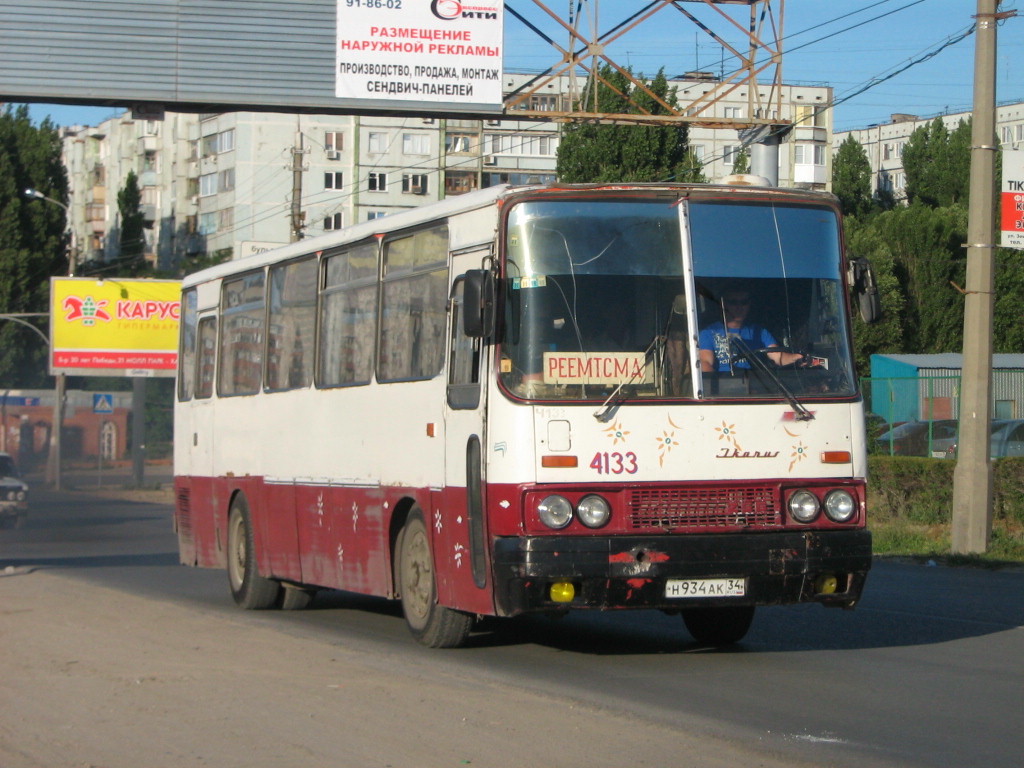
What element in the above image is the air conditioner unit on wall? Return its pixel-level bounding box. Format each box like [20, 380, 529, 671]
[483, 155, 498, 166]
[326, 150, 340, 160]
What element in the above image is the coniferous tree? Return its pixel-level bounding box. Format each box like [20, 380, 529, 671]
[117, 170, 147, 274]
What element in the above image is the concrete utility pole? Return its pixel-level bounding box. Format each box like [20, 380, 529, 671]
[290, 130, 307, 243]
[951, 0, 1002, 553]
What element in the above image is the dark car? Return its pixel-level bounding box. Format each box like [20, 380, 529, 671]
[875, 419, 959, 457]
[943, 419, 1024, 460]
[0, 452, 29, 529]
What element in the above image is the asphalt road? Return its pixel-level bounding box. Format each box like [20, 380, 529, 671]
[3, 480, 1023, 768]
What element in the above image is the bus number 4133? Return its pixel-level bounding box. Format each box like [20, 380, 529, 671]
[590, 451, 639, 474]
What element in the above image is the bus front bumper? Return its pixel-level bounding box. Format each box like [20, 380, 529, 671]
[491, 529, 871, 616]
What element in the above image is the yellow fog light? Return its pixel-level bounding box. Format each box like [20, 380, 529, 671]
[814, 574, 838, 595]
[550, 581, 575, 603]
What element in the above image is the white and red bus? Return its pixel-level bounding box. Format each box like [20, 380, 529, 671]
[174, 181, 877, 647]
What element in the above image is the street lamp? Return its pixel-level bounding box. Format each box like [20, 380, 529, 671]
[23, 187, 75, 490]
[24, 188, 76, 276]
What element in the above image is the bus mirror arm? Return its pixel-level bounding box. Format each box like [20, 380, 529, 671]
[463, 269, 496, 338]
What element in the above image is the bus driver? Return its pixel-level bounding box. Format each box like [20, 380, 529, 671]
[699, 286, 811, 373]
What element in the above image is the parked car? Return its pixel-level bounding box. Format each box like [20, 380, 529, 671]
[943, 419, 1024, 460]
[875, 419, 959, 457]
[0, 452, 29, 529]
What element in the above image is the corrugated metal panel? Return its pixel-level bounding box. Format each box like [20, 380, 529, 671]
[0, 0, 501, 115]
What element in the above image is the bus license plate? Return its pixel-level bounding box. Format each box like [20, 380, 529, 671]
[665, 578, 746, 598]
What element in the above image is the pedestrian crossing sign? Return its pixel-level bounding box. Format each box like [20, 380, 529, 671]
[93, 393, 114, 414]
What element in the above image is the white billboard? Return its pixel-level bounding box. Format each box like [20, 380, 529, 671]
[336, 0, 504, 106]
[1002, 149, 1024, 250]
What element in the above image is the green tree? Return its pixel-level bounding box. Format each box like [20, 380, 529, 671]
[557, 65, 702, 183]
[0, 105, 69, 387]
[117, 169, 148, 275]
[832, 135, 873, 218]
[902, 118, 971, 207]
[731, 147, 750, 175]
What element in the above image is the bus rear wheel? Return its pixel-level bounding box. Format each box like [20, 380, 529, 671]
[682, 605, 755, 646]
[227, 495, 282, 610]
[398, 510, 473, 648]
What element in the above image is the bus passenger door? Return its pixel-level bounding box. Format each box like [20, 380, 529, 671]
[439, 271, 492, 615]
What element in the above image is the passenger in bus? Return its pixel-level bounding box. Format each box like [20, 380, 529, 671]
[699, 286, 811, 373]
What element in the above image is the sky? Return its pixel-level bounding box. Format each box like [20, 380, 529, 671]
[23, 0, 1024, 134]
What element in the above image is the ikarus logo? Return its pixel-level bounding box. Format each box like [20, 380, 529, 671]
[62, 296, 112, 326]
[431, 0, 499, 21]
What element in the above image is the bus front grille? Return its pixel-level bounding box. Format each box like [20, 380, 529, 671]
[627, 486, 781, 530]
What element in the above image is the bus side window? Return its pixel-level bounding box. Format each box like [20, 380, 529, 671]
[219, 272, 266, 396]
[177, 289, 198, 402]
[196, 316, 217, 399]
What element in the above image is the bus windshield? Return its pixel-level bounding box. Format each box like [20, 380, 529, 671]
[499, 195, 856, 402]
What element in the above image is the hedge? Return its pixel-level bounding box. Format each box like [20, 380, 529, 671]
[867, 456, 1024, 525]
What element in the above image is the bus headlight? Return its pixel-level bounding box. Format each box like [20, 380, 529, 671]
[824, 490, 856, 523]
[576, 495, 611, 528]
[788, 490, 820, 523]
[537, 495, 573, 529]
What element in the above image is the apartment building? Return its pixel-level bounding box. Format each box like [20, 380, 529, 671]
[833, 101, 1024, 202]
[61, 73, 831, 270]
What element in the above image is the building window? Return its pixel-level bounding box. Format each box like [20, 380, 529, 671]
[402, 174, 428, 194]
[324, 212, 343, 230]
[403, 133, 430, 155]
[722, 145, 739, 165]
[724, 106, 743, 119]
[218, 168, 235, 192]
[1016, 124, 1024, 142]
[325, 172, 344, 190]
[219, 129, 235, 153]
[199, 172, 217, 197]
[368, 172, 387, 192]
[368, 132, 388, 153]
[445, 133, 474, 153]
[326, 131, 344, 152]
[367, 211, 386, 220]
[219, 208, 234, 231]
[1002, 126, 1013, 144]
[198, 211, 218, 235]
[445, 170, 477, 195]
[794, 144, 825, 165]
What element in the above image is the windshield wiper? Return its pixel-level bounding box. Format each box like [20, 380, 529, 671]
[729, 336, 814, 421]
[593, 334, 662, 422]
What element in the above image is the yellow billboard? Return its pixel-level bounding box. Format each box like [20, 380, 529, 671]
[50, 278, 181, 377]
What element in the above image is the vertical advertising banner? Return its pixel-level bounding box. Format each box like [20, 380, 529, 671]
[336, 0, 504, 107]
[50, 278, 181, 377]
[1002, 149, 1024, 250]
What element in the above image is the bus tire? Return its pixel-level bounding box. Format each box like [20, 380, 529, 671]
[398, 509, 473, 648]
[226, 495, 281, 610]
[682, 605, 755, 646]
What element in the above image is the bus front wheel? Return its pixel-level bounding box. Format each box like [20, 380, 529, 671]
[226, 495, 282, 610]
[398, 510, 473, 648]
[682, 605, 755, 646]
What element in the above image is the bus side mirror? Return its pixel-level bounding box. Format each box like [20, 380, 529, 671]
[462, 269, 495, 337]
[848, 256, 882, 324]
